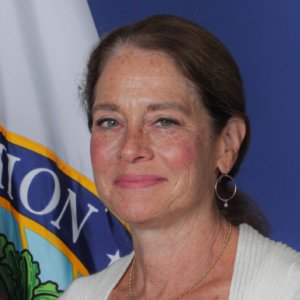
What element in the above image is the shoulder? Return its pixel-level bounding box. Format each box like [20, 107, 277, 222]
[59, 252, 134, 300]
[238, 223, 300, 267]
[230, 224, 300, 300]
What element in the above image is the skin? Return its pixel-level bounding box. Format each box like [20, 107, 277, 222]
[90, 45, 246, 299]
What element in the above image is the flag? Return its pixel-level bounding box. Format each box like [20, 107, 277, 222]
[0, 1, 132, 299]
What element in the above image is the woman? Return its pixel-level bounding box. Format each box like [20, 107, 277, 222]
[61, 15, 300, 299]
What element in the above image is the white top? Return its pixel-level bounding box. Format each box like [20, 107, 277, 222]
[60, 224, 300, 299]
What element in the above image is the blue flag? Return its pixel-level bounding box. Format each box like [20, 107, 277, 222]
[0, 1, 132, 298]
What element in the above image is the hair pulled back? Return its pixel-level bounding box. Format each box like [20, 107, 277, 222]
[82, 14, 269, 236]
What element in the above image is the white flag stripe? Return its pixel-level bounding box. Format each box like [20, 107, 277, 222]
[0, 0, 98, 179]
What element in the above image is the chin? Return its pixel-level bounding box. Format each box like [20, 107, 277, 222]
[98, 185, 173, 225]
[112, 202, 164, 227]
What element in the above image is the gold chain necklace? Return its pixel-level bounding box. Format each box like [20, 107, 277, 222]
[128, 223, 232, 300]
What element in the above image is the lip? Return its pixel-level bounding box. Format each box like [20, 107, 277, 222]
[113, 174, 167, 189]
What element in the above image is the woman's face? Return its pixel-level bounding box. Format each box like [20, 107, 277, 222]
[90, 46, 225, 226]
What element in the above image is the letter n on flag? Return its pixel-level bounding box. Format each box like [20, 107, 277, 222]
[0, 1, 132, 298]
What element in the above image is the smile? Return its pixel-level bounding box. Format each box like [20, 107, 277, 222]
[113, 175, 167, 189]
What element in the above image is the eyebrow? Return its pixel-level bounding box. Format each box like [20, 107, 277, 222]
[92, 103, 119, 114]
[92, 101, 191, 116]
[147, 102, 191, 116]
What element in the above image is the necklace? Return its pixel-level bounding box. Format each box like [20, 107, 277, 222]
[128, 223, 232, 300]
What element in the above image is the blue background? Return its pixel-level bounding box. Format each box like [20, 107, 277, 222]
[87, 0, 300, 250]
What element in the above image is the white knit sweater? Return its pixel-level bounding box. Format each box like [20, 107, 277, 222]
[60, 224, 300, 299]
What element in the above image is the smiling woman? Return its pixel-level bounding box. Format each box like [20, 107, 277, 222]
[90, 46, 222, 227]
[60, 15, 300, 300]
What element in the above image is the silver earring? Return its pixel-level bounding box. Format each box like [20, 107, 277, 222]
[215, 174, 237, 208]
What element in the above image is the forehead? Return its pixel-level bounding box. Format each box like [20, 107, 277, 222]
[94, 45, 204, 113]
[102, 45, 181, 78]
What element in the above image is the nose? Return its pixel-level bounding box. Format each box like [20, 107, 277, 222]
[117, 127, 154, 163]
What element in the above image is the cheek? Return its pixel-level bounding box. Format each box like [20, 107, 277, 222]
[156, 137, 200, 169]
[90, 135, 114, 168]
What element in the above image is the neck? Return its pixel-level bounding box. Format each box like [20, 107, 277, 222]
[129, 206, 231, 299]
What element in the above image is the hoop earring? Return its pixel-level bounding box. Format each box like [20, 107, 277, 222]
[215, 174, 237, 208]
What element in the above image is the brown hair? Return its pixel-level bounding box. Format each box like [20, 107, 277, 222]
[81, 14, 269, 236]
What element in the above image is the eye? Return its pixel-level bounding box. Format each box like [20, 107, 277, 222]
[155, 118, 180, 127]
[96, 118, 119, 128]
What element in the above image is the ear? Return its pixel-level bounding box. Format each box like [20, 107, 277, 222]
[216, 117, 246, 174]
